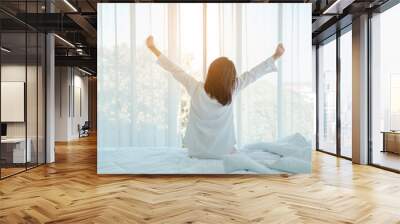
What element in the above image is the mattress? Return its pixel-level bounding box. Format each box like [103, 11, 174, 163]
[98, 146, 283, 174]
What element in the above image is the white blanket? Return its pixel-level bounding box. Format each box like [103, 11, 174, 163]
[98, 146, 282, 174]
[243, 133, 312, 173]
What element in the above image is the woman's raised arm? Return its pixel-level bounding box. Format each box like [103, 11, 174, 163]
[146, 35, 198, 96]
[236, 43, 285, 91]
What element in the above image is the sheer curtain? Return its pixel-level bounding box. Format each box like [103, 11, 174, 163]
[279, 5, 313, 140]
[177, 4, 204, 139]
[207, 3, 313, 146]
[98, 3, 180, 150]
[239, 4, 280, 144]
[98, 3, 313, 151]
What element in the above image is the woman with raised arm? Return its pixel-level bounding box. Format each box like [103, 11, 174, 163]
[146, 35, 285, 159]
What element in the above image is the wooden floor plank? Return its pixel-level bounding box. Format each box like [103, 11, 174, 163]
[1, 135, 400, 223]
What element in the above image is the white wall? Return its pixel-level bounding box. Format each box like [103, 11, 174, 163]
[1, 65, 38, 138]
[1, 63, 46, 164]
[1, 65, 27, 140]
[55, 67, 89, 141]
[71, 73, 89, 138]
[55, 66, 70, 141]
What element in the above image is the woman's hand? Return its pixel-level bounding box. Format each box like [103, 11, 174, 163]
[273, 43, 285, 60]
[146, 35, 161, 57]
[146, 35, 155, 49]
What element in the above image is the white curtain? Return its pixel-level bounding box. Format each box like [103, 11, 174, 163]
[98, 3, 313, 151]
[238, 4, 280, 144]
[98, 4, 180, 149]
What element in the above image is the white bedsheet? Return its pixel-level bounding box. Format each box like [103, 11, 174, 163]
[98, 146, 282, 174]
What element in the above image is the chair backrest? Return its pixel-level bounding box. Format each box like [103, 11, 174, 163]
[82, 121, 90, 129]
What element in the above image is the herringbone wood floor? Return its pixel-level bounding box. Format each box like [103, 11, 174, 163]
[1, 135, 400, 224]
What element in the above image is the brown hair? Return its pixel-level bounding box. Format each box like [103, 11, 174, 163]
[204, 57, 237, 106]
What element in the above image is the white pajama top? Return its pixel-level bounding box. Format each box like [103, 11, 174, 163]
[157, 54, 277, 159]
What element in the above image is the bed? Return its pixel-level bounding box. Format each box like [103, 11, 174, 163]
[98, 146, 282, 174]
[98, 133, 312, 174]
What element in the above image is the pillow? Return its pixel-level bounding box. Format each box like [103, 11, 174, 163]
[267, 157, 311, 174]
[222, 153, 269, 173]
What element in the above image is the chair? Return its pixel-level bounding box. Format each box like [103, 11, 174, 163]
[79, 121, 90, 138]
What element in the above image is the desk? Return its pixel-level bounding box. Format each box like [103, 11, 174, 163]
[382, 131, 400, 154]
[1, 138, 31, 163]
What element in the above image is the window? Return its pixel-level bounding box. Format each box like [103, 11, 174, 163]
[390, 74, 400, 130]
[371, 3, 400, 171]
[316, 28, 353, 159]
[340, 30, 352, 158]
[318, 38, 337, 154]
